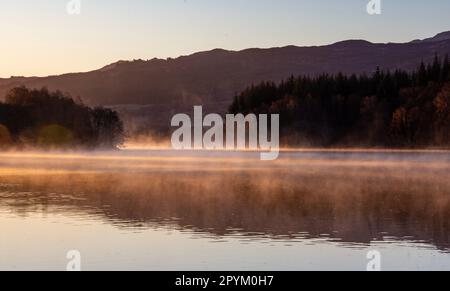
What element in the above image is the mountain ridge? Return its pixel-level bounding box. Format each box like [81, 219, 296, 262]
[411, 31, 450, 44]
[1, 31, 450, 134]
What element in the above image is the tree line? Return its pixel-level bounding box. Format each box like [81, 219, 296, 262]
[229, 55, 450, 147]
[0, 87, 124, 149]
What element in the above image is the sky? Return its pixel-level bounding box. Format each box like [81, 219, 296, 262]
[0, 0, 450, 78]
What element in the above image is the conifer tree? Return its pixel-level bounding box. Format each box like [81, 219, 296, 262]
[442, 54, 450, 81]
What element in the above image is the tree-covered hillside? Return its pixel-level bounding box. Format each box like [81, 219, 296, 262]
[0, 87, 124, 149]
[230, 55, 450, 147]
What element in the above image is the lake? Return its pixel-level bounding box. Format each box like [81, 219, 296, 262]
[0, 149, 449, 271]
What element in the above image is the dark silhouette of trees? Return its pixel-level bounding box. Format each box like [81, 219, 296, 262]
[91, 107, 124, 148]
[0, 87, 124, 149]
[229, 55, 450, 147]
[433, 83, 450, 145]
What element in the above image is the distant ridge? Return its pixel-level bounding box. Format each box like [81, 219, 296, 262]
[1, 31, 450, 132]
[411, 31, 450, 43]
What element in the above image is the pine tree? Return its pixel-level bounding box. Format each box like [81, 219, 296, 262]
[442, 54, 450, 81]
[418, 61, 428, 86]
[431, 53, 441, 81]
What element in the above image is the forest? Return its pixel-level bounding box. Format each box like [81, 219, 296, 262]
[1, 55, 450, 150]
[229, 55, 450, 147]
[0, 87, 124, 149]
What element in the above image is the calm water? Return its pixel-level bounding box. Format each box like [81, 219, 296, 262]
[0, 149, 450, 271]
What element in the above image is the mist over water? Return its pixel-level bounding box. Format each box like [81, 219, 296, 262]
[0, 149, 450, 270]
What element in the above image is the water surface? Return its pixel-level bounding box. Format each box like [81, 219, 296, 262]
[0, 150, 449, 270]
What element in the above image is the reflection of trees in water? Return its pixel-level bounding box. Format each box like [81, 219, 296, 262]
[1, 171, 449, 250]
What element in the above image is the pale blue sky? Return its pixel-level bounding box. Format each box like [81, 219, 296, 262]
[1, 0, 449, 77]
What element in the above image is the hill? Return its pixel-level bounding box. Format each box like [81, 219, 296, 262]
[1, 31, 450, 134]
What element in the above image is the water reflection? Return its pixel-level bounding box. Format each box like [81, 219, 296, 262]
[0, 150, 449, 252]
